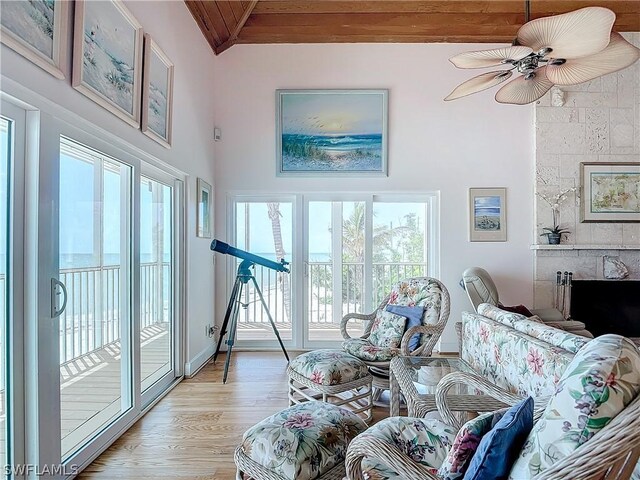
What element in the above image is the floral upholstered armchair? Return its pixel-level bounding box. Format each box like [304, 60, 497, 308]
[341, 278, 450, 395]
[345, 334, 640, 480]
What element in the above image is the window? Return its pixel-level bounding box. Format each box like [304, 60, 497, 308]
[231, 194, 437, 349]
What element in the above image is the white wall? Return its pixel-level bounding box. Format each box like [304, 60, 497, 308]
[213, 43, 536, 351]
[0, 1, 217, 372]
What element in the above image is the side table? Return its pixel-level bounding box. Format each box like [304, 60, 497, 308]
[390, 356, 508, 417]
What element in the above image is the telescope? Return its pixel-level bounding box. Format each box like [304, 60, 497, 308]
[210, 239, 289, 273]
[210, 239, 290, 383]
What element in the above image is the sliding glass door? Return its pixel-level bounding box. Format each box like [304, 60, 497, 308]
[230, 194, 436, 350]
[0, 115, 12, 478]
[58, 137, 133, 459]
[140, 175, 175, 394]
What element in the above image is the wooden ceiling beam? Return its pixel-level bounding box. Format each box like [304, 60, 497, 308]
[185, 1, 223, 52]
[244, 12, 526, 28]
[217, 0, 259, 54]
[252, 1, 525, 15]
[235, 33, 519, 44]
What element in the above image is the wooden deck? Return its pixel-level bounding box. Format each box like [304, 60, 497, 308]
[60, 322, 172, 457]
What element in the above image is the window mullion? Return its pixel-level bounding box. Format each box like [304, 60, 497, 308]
[364, 197, 373, 313]
[331, 202, 342, 323]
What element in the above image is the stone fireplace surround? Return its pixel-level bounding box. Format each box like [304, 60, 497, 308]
[533, 33, 640, 316]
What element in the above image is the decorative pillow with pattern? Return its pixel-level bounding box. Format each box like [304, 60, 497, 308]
[438, 410, 506, 480]
[369, 309, 407, 349]
[508, 334, 640, 479]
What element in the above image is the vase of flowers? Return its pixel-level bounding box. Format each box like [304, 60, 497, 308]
[536, 180, 576, 245]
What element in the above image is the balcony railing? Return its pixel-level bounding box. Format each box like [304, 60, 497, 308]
[238, 261, 427, 326]
[59, 262, 170, 363]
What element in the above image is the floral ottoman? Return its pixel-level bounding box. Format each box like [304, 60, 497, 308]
[234, 402, 367, 480]
[288, 349, 373, 421]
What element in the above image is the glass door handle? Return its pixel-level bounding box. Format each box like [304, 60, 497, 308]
[51, 278, 68, 318]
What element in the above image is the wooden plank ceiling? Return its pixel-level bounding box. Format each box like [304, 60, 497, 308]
[185, 1, 640, 55]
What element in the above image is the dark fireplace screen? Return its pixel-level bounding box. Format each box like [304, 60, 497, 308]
[570, 280, 640, 338]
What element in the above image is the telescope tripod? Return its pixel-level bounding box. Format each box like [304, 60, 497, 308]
[213, 259, 290, 383]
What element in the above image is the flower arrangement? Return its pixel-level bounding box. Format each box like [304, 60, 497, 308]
[536, 174, 577, 244]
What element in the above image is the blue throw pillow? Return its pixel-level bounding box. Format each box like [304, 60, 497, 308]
[385, 304, 424, 351]
[463, 397, 534, 480]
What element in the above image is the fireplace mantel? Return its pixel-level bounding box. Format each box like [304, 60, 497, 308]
[531, 245, 640, 251]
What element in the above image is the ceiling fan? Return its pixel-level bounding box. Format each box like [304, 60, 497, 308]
[445, 3, 640, 105]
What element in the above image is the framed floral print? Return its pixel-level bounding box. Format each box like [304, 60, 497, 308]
[581, 162, 640, 222]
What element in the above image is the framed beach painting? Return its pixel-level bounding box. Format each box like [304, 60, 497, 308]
[142, 34, 174, 148]
[276, 89, 388, 176]
[0, 0, 69, 79]
[581, 163, 640, 223]
[469, 188, 507, 242]
[72, 0, 143, 127]
[197, 178, 212, 238]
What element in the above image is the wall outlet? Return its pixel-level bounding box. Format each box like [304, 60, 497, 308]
[206, 324, 217, 338]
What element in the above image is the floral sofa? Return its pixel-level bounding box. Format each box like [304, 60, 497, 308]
[460, 303, 591, 397]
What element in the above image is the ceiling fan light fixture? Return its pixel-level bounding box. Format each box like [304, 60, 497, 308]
[449, 46, 533, 69]
[495, 66, 554, 105]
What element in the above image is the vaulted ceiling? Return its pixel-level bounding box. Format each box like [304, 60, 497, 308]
[185, 1, 640, 55]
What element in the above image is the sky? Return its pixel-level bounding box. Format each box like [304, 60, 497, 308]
[282, 93, 383, 136]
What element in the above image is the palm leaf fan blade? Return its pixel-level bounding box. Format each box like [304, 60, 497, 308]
[495, 67, 554, 105]
[449, 46, 533, 69]
[546, 32, 640, 85]
[444, 71, 513, 101]
[516, 7, 615, 59]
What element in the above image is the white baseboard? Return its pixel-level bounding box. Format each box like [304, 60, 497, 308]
[185, 344, 215, 377]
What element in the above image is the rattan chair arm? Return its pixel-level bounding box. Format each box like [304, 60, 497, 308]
[340, 312, 376, 340]
[400, 325, 444, 356]
[533, 395, 640, 480]
[435, 371, 522, 429]
[346, 434, 439, 480]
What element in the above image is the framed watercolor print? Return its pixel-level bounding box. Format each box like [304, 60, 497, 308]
[72, 0, 143, 127]
[275, 89, 388, 177]
[142, 34, 174, 148]
[581, 163, 640, 223]
[197, 178, 212, 238]
[469, 188, 507, 242]
[0, 0, 69, 79]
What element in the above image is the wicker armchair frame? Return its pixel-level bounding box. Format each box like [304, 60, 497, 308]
[340, 277, 451, 393]
[346, 371, 640, 480]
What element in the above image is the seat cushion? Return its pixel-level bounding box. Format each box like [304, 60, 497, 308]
[369, 309, 406, 348]
[239, 402, 367, 480]
[438, 410, 506, 480]
[509, 334, 640, 479]
[463, 397, 533, 480]
[360, 417, 456, 479]
[289, 349, 370, 386]
[342, 338, 399, 362]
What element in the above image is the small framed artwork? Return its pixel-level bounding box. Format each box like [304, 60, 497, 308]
[276, 89, 388, 177]
[72, 0, 143, 127]
[142, 34, 174, 148]
[469, 188, 507, 242]
[197, 178, 212, 238]
[0, 0, 69, 79]
[581, 163, 640, 223]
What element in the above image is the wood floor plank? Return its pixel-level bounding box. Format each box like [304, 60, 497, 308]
[78, 352, 391, 479]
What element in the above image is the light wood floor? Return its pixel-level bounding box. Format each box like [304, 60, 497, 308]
[78, 351, 389, 479]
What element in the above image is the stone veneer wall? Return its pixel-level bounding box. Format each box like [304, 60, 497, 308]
[533, 33, 640, 309]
